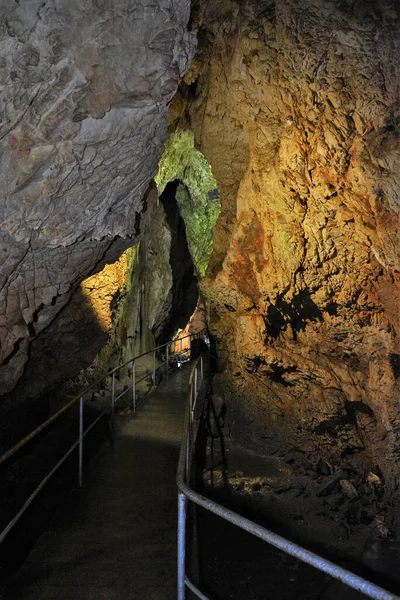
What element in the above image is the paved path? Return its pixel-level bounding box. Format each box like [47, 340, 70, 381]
[2, 368, 189, 600]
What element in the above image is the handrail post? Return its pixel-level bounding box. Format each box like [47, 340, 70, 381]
[186, 431, 191, 483]
[187, 387, 192, 482]
[153, 349, 156, 388]
[132, 359, 136, 414]
[166, 343, 169, 380]
[111, 372, 116, 429]
[194, 368, 198, 398]
[177, 492, 187, 600]
[180, 338, 183, 366]
[190, 380, 195, 427]
[200, 354, 204, 381]
[78, 397, 84, 488]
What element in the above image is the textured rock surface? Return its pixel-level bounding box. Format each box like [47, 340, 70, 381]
[0, 0, 195, 400]
[178, 0, 400, 523]
[9, 240, 132, 406]
[155, 130, 220, 276]
[113, 183, 197, 376]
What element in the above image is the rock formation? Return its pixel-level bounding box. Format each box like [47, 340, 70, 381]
[173, 0, 400, 528]
[1, 0, 400, 534]
[118, 181, 198, 365]
[0, 0, 195, 402]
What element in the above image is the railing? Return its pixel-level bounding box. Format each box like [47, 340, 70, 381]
[0, 329, 207, 547]
[176, 356, 400, 600]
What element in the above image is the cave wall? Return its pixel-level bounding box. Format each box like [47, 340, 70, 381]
[113, 183, 197, 379]
[158, 181, 199, 343]
[2, 0, 399, 517]
[177, 0, 400, 497]
[155, 130, 221, 276]
[0, 0, 195, 401]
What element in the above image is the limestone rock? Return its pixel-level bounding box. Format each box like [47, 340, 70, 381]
[339, 479, 358, 500]
[178, 0, 400, 527]
[366, 472, 383, 487]
[0, 0, 195, 399]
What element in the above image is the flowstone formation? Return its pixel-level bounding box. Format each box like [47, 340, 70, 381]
[0, 0, 195, 404]
[175, 0, 400, 526]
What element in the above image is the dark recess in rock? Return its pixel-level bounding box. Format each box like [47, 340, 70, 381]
[314, 401, 375, 439]
[264, 290, 323, 340]
[224, 303, 236, 312]
[245, 355, 297, 386]
[325, 301, 338, 316]
[158, 180, 198, 344]
[389, 354, 400, 379]
[264, 362, 297, 387]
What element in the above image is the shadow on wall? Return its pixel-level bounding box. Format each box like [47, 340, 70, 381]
[264, 290, 323, 341]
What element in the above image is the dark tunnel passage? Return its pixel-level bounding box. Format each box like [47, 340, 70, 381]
[157, 180, 199, 345]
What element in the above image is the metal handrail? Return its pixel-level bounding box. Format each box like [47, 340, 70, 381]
[0, 329, 206, 467]
[176, 357, 400, 600]
[0, 328, 207, 547]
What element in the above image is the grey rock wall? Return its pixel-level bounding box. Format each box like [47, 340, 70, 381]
[0, 0, 195, 399]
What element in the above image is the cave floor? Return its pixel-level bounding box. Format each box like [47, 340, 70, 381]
[2, 365, 399, 600]
[198, 438, 400, 599]
[1, 367, 190, 600]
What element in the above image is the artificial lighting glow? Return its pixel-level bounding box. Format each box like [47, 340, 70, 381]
[79, 250, 131, 332]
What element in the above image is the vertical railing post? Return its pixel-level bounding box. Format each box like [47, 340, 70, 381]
[187, 384, 192, 482]
[180, 338, 183, 366]
[200, 354, 204, 381]
[190, 377, 196, 431]
[111, 372, 116, 429]
[153, 349, 156, 389]
[78, 397, 84, 488]
[177, 492, 187, 600]
[186, 429, 191, 483]
[132, 360, 136, 414]
[194, 368, 198, 397]
[166, 343, 169, 380]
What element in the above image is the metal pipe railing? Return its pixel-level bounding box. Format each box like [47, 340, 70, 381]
[78, 397, 84, 488]
[0, 396, 79, 467]
[0, 329, 207, 547]
[176, 356, 400, 600]
[0, 329, 206, 468]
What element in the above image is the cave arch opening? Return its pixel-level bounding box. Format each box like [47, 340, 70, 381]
[156, 179, 205, 346]
[153, 129, 221, 348]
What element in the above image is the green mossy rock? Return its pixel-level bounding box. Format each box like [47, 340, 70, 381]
[155, 130, 220, 277]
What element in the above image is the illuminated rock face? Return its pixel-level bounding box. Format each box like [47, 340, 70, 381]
[181, 0, 400, 503]
[80, 253, 131, 334]
[0, 0, 195, 400]
[9, 242, 134, 405]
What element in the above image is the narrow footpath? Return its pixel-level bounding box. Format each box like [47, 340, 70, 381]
[2, 367, 189, 600]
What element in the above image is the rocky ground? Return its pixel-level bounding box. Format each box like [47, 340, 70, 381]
[198, 435, 400, 598]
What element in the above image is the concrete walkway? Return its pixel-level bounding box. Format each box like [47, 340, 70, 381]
[3, 368, 189, 600]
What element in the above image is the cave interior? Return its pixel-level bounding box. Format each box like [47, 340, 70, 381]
[0, 0, 400, 595]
